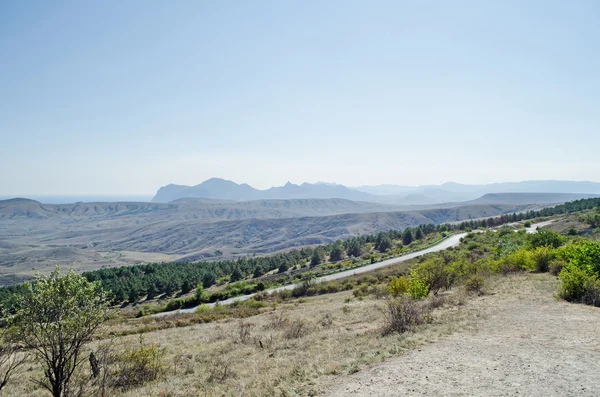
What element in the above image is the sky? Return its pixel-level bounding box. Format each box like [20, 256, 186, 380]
[1, 0, 599, 196]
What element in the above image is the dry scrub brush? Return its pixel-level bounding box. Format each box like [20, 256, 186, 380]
[382, 296, 433, 335]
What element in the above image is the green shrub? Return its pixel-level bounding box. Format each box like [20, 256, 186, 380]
[523, 221, 532, 228]
[411, 258, 452, 295]
[467, 242, 480, 251]
[352, 284, 370, 298]
[497, 227, 514, 237]
[195, 284, 208, 303]
[230, 298, 267, 309]
[113, 336, 167, 391]
[408, 273, 429, 300]
[195, 304, 211, 314]
[531, 246, 555, 273]
[505, 249, 535, 272]
[549, 259, 566, 276]
[464, 274, 485, 295]
[389, 276, 409, 297]
[558, 264, 595, 302]
[164, 299, 183, 312]
[583, 277, 600, 307]
[559, 240, 600, 275]
[528, 229, 564, 249]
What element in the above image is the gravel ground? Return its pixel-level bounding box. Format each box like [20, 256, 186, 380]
[326, 275, 600, 397]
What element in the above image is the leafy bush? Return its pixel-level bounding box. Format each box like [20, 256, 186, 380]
[549, 259, 566, 276]
[408, 273, 430, 300]
[528, 229, 564, 249]
[502, 249, 534, 272]
[195, 284, 208, 303]
[164, 299, 183, 312]
[497, 227, 514, 237]
[559, 240, 600, 275]
[411, 259, 452, 295]
[582, 277, 600, 307]
[557, 264, 595, 302]
[531, 246, 555, 273]
[464, 274, 485, 295]
[389, 276, 409, 297]
[113, 337, 166, 391]
[382, 296, 432, 334]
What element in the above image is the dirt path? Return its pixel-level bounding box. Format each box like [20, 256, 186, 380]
[326, 275, 600, 397]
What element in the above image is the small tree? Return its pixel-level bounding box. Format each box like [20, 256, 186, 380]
[310, 249, 322, 267]
[329, 241, 345, 262]
[346, 239, 362, 258]
[230, 268, 243, 282]
[252, 266, 264, 278]
[10, 268, 109, 397]
[278, 263, 289, 273]
[202, 273, 216, 288]
[195, 284, 208, 303]
[146, 283, 158, 300]
[415, 228, 424, 240]
[376, 236, 392, 253]
[402, 230, 413, 246]
[0, 314, 26, 392]
[180, 279, 192, 294]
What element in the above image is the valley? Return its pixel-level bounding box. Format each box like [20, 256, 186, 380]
[0, 195, 549, 285]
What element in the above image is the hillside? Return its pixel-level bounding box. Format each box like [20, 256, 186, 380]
[0, 197, 537, 285]
[356, 180, 600, 203]
[0, 197, 400, 223]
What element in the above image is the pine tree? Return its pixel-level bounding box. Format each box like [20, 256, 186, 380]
[415, 228, 424, 240]
[330, 241, 345, 261]
[310, 249, 322, 267]
[402, 229, 413, 245]
[230, 268, 243, 282]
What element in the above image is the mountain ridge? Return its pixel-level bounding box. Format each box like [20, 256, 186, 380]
[152, 178, 600, 204]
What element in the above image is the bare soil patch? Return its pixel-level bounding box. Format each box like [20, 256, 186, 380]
[326, 274, 600, 397]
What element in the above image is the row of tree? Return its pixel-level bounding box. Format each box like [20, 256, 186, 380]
[82, 224, 440, 305]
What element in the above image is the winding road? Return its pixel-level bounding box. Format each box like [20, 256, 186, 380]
[155, 220, 553, 316]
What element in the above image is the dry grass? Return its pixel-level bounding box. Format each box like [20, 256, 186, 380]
[4, 284, 488, 397]
[9, 272, 563, 397]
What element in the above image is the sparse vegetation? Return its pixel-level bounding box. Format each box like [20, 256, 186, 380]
[383, 296, 432, 334]
[2, 200, 600, 396]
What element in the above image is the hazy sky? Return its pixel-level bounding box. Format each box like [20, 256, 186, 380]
[1, 0, 599, 195]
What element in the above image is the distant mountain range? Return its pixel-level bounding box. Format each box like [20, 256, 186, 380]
[152, 178, 600, 205]
[152, 178, 374, 203]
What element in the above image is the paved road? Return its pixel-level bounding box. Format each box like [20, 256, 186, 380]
[156, 233, 466, 316]
[525, 220, 554, 233]
[155, 220, 553, 317]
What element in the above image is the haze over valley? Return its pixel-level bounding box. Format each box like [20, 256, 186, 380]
[1, 177, 599, 286]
